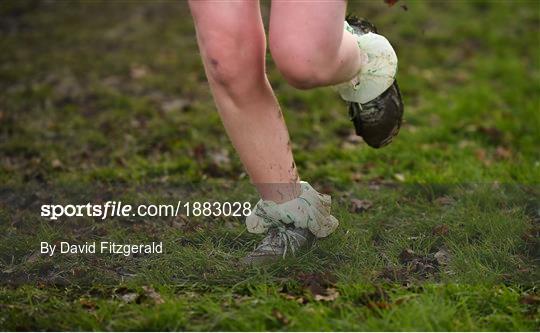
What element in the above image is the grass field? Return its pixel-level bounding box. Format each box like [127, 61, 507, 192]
[0, 0, 539, 331]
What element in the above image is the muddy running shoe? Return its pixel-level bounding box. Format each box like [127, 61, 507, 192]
[242, 181, 339, 265]
[242, 226, 314, 265]
[245, 181, 339, 238]
[336, 16, 404, 148]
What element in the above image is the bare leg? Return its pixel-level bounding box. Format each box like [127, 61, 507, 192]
[189, 0, 300, 203]
[269, 0, 365, 89]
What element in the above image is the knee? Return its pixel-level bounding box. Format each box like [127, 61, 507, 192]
[269, 34, 336, 89]
[202, 35, 265, 101]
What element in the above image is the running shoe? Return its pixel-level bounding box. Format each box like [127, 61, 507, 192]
[336, 16, 404, 148]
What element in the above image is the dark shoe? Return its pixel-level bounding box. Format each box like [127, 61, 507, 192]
[341, 16, 404, 148]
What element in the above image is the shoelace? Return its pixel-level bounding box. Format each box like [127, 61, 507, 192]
[255, 205, 307, 258]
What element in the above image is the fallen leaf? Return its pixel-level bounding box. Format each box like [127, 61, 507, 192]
[1, 266, 14, 274]
[378, 266, 410, 284]
[399, 249, 417, 263]
[434, 248, 451, 265]
[71, 267, 85, 277]
[26, 251, 41, 263]
[458, 140, 472, 148]
[170, 214, 195, 232]
[161, 98, 190, 113]
[475, 148, 486, 161]
[297, 272, 338, 301]
[314, 288, 340, 302]
[452, 70, 470, 83]
[192, 143, 207, 162]
[209, 149, 231, 167]
[142, 286, 164, 304]
[351, 172, 364, 182]
[357, 286, 389, 305]
[475, 148, 492, 166]
[232, 294, 251, 305]
[201, 149, 232, 177]
[272, 308, 290, 325]
[120, 292, 138, 303]
[398, 249, 440, 278]
[519, 294, 540, 305]
[51, 159, 63, 170]
[367, 301, 392, 310]
[495, 146, 512, 160]
[394, 173, 406, 182]
[434, 196, 455, 206]
[350, 198, 373, 213]
[283, 294, 305, 304]
[477, 126, 504, 145]
[79, 298, 97, 310]
[394, 294, 418, 305]
[305, 281, 326, 297]
[432, 224, 450, 236]
[130, 64, 148, 79]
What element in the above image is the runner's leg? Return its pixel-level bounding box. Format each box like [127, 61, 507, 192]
[189, 0, 300, 202]
[269, 0, 365, 89]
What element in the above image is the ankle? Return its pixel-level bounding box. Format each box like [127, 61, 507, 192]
[255, 182, 301, 203]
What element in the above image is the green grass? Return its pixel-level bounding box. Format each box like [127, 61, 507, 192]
[0, 0, 539, 331]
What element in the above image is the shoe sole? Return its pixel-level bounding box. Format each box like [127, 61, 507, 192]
[346, 15, 404, 149]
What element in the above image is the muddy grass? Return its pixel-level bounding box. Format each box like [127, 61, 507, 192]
[0, 0, 539, 331]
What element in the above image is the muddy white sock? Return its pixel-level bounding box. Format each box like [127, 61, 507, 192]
[336, 21, 398, 104]
[246, 181, 339, 238]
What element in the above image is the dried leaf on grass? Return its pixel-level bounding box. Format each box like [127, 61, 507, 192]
[79, 298, 97, 310]
[357, 286, 398, 311]
[399, 248, 439, 275]
[495, 146, 512, 160]
[434, 196, 455, 206]
[192, 143, 207, 162]
[191, 143, 233, 177]
[367, 301, 392, 310]
[282, 293, 305, 304]
[119, 292, 138, 303]
[287, 272, 340, 302]
[394, 173, 406, 182]
[272, 308, 290, 325]
[51, 159, 63, 170]
[209, 149, 231, 168]
[379, 266, 412, 284]
[381, 247, 452, 282]
[432, 224, 450, 236]
[519, 294, 540, 305]
[130, 64, 149, 79]
[161, 98, 190, 113]
[314, 288, 340, 302]
[115, 286, 164, 304]
[350, 198, 373, 213]
[142, 286, 164, 304]
[434, 248, 451, 265]
[477, 125, 504, 145]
